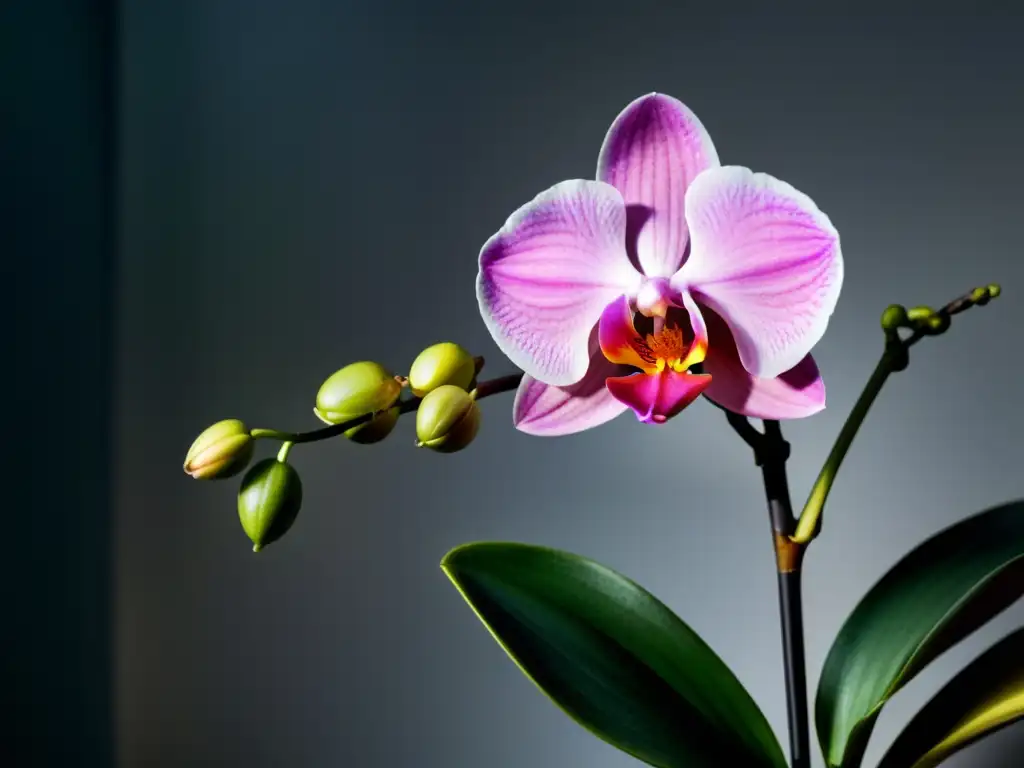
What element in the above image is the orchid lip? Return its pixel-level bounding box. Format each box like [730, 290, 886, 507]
[605, 368, 713, 425]
[599, 294, 708, 376]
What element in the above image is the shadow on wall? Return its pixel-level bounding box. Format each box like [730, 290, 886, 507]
[8, 1, 116, 766]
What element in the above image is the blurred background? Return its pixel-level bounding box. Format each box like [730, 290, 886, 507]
[11, 2, 1024, 766]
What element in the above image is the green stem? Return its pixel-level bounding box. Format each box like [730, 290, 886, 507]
[276, 441, 294, 463]
[792, 351, 895, 544]
[249, 372, 524, 446]
[719, 284, 1001, 761]
[791, 283, 1001, 545]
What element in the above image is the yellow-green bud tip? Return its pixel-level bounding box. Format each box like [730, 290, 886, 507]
[183, 419, 254, 480]
[408, 342, 477, 398]
[906, 305, 936, 323]
[926, 313, 951, 333]
[987, 283, 1002, 298]
[880, 304, 908, 331]
[415, 385, 481, 454]
[315, 361, 403, 443]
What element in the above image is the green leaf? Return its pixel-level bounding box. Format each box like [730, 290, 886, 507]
[441, 542, 786, 768]
[877, 628, 1024, 768]
[815, 500, 1024, 767]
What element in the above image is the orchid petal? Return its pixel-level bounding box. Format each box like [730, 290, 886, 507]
[597, 93, 721, 279]
[605, 370, 712, 425]
[701, 308, 826, 419]
[598, 295, 657, 373]
[477, 180, 641, 386]
[673, 166, 843, 381]
[513, 353, 630, 436]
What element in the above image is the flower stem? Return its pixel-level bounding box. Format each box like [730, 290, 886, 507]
[249, 372, 524, 445]
[721, 283, 998, 767]
[792, 282, 1001, 545]
[726, 414, 811, 768]
[791, 353, 894, 544]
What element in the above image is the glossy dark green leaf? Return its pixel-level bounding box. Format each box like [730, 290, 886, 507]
[877, 628, 1024, 768]
[815, 500, 1024, 768]
[441, 542, 786, 768]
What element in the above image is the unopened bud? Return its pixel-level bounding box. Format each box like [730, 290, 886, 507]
[906, 306, 936, 323]
[237, 458, 303, 552]
[183, 419, 254, 480]
[987, 283, 1002, 298]
[315, 361, 403, 443]
[408, 342, 476, 397]
[314, 402, 400, 444]
[925, 313, 951, 334]
[415, 385, 481, 453]
[880, 304, 908, 332]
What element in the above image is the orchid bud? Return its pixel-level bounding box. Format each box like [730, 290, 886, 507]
[905, 306, 936, 324]
[972, 284, 1001, 306]
[314, 361, 403, 443]
[880, 304, 907, 332]
[183, 419, 254, 480]
[314, 401, 401, 444]
[925, 313, 951, 334]
[415, 385, 481, 453]
[408, 342, 476, 397]
[237, 457, 303, 552]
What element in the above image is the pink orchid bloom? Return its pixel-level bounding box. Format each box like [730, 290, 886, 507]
[476, 93, 843, 435]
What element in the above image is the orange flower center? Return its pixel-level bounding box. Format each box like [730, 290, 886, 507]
[634, 323, 701, 374]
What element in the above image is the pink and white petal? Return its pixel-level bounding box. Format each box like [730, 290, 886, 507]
[605, 370, 712, 425]
[701, 309, 825, 419]
[597, 93, 721, 279]
[672, 166, 843, 381]
[513, 353, 631, 436]
[477, 180, 641, 387]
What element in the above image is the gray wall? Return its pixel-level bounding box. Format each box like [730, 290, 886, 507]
[119, 3, 1024, 767]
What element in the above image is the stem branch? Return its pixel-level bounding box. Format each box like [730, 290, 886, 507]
[249, 372, 524, 446]
[721, 283, 998, 765]
[792, 283, 999, 544]
[792, 352, 895, 544]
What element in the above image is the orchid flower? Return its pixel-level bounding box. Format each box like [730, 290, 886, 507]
[476, 93, 843, 435]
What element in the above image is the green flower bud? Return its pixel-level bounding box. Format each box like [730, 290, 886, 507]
[237, 457, 303, 552]
[906, 305, 936, 323]
[408, 342, 476, 397]
[314, 361, 403, 443]
[971, 284, 1001, 306]
[315, 403, 400, 444]
[880, 304, 908, 332]
[183, 419, 254, 480]
[925, 312, 951, 334]
[415, 385, 481, 453]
